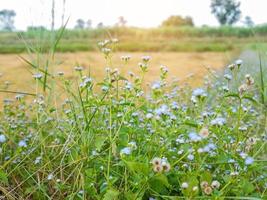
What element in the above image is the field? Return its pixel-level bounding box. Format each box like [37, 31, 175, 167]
[0, 26, 266, 199]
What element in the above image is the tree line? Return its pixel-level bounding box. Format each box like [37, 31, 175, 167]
[0, 0, 256, 32]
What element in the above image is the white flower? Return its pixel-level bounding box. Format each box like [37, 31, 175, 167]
[181, 182, 189, 189]
[151, 81, 161, 90]
[146, 113, 153, 119]
[47, 173, 54, 180]
[0, 134, 6, 143]
[235, 59, 243, 66]
[211, 180, 220, 189]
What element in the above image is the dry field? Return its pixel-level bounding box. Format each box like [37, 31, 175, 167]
[0, 51, 231, 103]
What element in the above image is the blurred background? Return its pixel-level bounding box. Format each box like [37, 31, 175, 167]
[0, 0, 267, 94]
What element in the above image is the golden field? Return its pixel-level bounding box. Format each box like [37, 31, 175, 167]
[0, 51, 231, 103]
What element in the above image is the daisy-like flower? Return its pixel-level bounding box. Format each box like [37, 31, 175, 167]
[18, 140, 27, 147]
[211, 180, 220, 189]
[238, 84, 248, 94]
[153, 165, 163, 173]
[200, 181, 209, 189]
[181, 182, 189, 189]
[245, 74, 254, 86]
[199, 127, 209, 138]
[204, 186, 213, 195]
[141, 55, 151, 62]
[151, 157, 161, 166]
[161, 162, 171, 172]
[235, 59, 243, 68]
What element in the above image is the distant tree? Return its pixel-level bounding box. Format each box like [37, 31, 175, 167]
[75, 19, 85, 29]
[161, 15, 194, 27]
[243, 16, 254, 27]
[0, 9, 16, 31]
[86, 19, 92, 29]
[27, 26, 47, 32]
[97, 22, 104, 29]
[211, 0, 241, 26]
[116, 16, 127, 27]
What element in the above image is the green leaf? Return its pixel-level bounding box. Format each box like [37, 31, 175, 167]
[149, 174, 170, 194]
[125, 161, 149, 176]
[103, 189, 120, 200]
[0, 169, 8, 184]
[240, 179, 255, 194]
[95, 136, 106, 151]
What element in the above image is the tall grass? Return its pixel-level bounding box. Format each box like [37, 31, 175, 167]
[0, 29, 266, 199]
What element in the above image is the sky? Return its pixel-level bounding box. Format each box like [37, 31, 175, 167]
[1, 0, 267, 30]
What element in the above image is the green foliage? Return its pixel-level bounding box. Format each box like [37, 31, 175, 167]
[161, 15, 194, 27]
[0, 38, 266, 199]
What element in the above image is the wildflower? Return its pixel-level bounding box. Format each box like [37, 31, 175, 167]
[211, 180, 220, 189]
[151, 81, 161, 90]
[181, 182, 189, 189]
[18, 140, 27, 147]
[138, 62, 148, 71]
[121, 55, 131, 62]
[235, 59, 243, 68]
[227, 64, 236, 71]
[224, 74, 232, 80]
[238, 84, 248, 94]
[57, 71, 64, 76]
[192, 88, 207, 98]
[74, 66, 84, 71]
[120, 147, 131, 155]
[187, 154, 194, 161]
[47, 173, 54, 180]
[199, 127, 209, 138]
[153, 165, 163, 173]
[34, 156, 42, 164]
[0, 134, 6, 143]
[141, 55, 151, 62]
[200, 181, 209, 189]
[203, 186, 213, 195]
[101, 48, 111, 55]
[33, 73, 43, 79]
[161, 161, 171, 172]
[188, 132, 202, 142]
[211, 117, 226, 126]
[151, 157, 161, 166]
[192, 186, 198, 191]
[245, 74, 254, 86]
[146, 113, 153, 119]
[245, 156, 254, 165]
[160, 65, 168, 74]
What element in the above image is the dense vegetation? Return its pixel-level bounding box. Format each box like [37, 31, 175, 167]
[0, 39, 266, 199]
[1, 25, 267, 53]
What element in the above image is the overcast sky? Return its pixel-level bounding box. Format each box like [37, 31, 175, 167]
[1, 0, 267, 30]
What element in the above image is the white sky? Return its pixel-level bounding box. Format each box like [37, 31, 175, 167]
[1, 0, 267, 30]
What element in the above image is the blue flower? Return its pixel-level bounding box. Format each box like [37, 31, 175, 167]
[245, 157, 254, 165]
[0, 134, 6, 143]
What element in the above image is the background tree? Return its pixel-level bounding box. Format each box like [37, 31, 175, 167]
[116, 16, 127, 27]
[75, 19, 85, 29]
[211, 0, 241, 26]
[0, 9, 16, 31]
[161, 15, 194, 27]
[243, 16, 254, 27]
[97, 22, 104, 29]
[86, 19, 92, 29]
